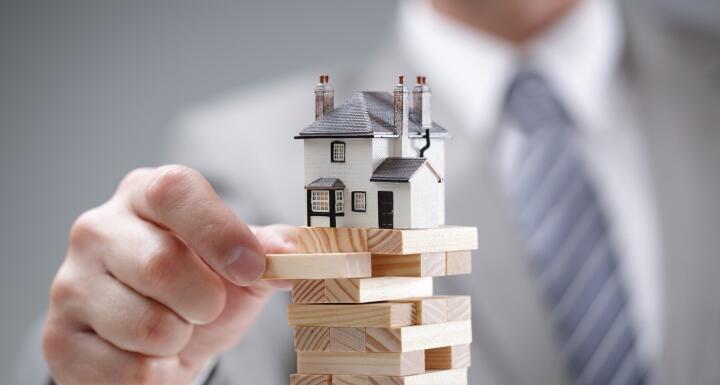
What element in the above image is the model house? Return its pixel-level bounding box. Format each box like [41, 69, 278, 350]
[295, 75, 448, 229]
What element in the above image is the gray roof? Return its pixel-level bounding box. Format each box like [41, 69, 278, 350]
[296, 92, 449, 139]
[370, 157, 442, 183]
[304, 178, 346, 190]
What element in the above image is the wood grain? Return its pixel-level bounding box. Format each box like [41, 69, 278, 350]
[425, 344, 471, 370]
[329, 327, 365, 352]
[371, 252, 446, 277]
[367, 227, 478, 255]
[298, 227, 368, 253]
[288, 303, 415, 327]
[293, 277, 433, 304]
[291, 374, 332, 385]
[366, 321, 472, 352]
[445, 251, 472, 275]
[295, 326, 330, 352]
[332, 368, 468, 385]
[264, 253, 371, 279]
[297, 350, 425, 376]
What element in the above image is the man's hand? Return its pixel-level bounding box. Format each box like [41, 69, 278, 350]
[42, 165, 297, 385]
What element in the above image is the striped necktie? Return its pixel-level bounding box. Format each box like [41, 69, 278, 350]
[505, 70, 647, 385]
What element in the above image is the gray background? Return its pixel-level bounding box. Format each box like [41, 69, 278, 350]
[0, 0, 717, 383]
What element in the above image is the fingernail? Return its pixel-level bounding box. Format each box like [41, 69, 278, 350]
[225, 246, 265, 285]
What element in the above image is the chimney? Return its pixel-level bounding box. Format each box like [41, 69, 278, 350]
[413, 76, 432, 129]
[393, 75, 411, 157]
[315, 75, 334, 119]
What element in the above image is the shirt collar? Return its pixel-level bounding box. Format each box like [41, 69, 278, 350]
[398, 0, 624, 138]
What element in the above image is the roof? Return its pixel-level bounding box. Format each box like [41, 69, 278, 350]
[370, 157, 443, 183]
[296, 92, 449, 139]
[304, 178, 346, 190]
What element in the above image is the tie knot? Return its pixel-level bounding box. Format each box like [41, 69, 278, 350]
[505, 70, 572, 135]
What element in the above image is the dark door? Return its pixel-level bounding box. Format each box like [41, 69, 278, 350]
[378, 191, 394, 229]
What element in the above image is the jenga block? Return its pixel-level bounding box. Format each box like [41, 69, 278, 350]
[297, 350, 425, 376]
[263, 253, 371, 279]
[444, 296, 472, 321]
[367, 227, 478, 255]
[288, 303, 415, 327]
[291, 373, 332, 385]
[366, 320, 472, 352]
[295, 326, 330, 352]
[371, 252, 446, 277]
[332, 368, 468, 385]
[406, 297, 448, 325]
[330, 327, 365, 352]
[425, 344, 471, 370]
[298, 227, 368, 253]
[445, 251, 472, 275]
[294, 278, 433, 304]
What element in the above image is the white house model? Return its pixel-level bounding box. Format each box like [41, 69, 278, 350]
[296, 75, 448, 229]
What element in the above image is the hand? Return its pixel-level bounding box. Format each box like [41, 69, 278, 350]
[42, 165, 297, 385]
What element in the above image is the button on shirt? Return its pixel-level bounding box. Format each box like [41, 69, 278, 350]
[398, 0, 662, 366]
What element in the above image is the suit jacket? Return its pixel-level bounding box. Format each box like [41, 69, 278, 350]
[17, 3, 720, 385]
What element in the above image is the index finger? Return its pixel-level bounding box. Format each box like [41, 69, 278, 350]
[123, 165, 266, 286]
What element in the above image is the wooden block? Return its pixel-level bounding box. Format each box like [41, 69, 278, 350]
[288, 303, 414, 327]
[293, 279, 328, 304]
[332, 368, 468, 385]
[444, 296, 472, 321]
[297, 350, 425, 376]
[366, 320, 472, 352]
[371, 252, 446, 277]
[330, 327, 365, 352]
[295, 326, 330, 352]
[294, 277, 433, 304]
[291, 373, 332, 385]
[263, 253, 371, 279]
[367, 226, 478, 255]
[445, 251, 472, 275]
[298, 227, 368, 253]
[425, 344, 471, 370]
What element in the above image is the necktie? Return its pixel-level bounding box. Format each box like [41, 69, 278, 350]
[506, 70, 646, 385]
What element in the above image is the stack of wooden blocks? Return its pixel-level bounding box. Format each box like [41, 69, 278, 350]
[265, 225, 478, 385]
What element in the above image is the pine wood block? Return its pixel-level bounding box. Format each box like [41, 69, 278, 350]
[444, 296, 472, 321]
[291, 373, 332, 385]
[371, 252, 446, 277]
[263, 253, 371, 279]
[332, 369, 468, 385]
[293, 278, 433, 304]
[330, 327, 365, 352]
[366, 320, 472, 352]
[445, 251, 472, 275]
[425, 344, 471, 370]
[297, 350, 425, 376]
[298, 227, 368, 253]
[288, 303, 415, 327]
[295, 326, 330, 352]
[367, 226, 478, 255]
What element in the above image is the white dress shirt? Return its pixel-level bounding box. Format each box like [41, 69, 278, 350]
[399, 0, 662, 367]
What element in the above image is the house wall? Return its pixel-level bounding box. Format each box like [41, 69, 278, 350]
[410, 166, 443, 228]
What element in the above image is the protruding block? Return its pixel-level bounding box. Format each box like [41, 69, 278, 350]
[425, 344, 471, 370]
[446, 251, 472, 275]
[371, 252, 446, 277]
[298, 227, 368, 253]
[264, 253, 371, 279]
[406, 297, 448, 325]
[293, 277, 433, 304]
[332, 368, 468, 385]
[295, 326, 330, 352]
[330, 327, 365, 352]
[444, 296, 472, 321]
[367, 227, 478, 255]
[291, 373, 332, 385]
[288, 303, 414, 327]
[366, 320, 472, 352]
[297, 350, 425, 376]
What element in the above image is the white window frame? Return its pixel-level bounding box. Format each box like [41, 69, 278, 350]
[352, 191, 366, 212]
[331, 141, 345, 162]
[311, 190, 329, 213]
[335, 190, 344, 213]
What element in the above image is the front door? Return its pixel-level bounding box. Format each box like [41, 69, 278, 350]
[378, 191, 394, 229]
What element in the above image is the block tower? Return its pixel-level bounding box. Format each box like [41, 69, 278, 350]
[263, 75, 477, 385]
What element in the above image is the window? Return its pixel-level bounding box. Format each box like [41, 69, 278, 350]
[311, 190, 329, 213]
[331, 141, 345, 162]
[335, 190, 344, 213]
[352, 191, 366, 212]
